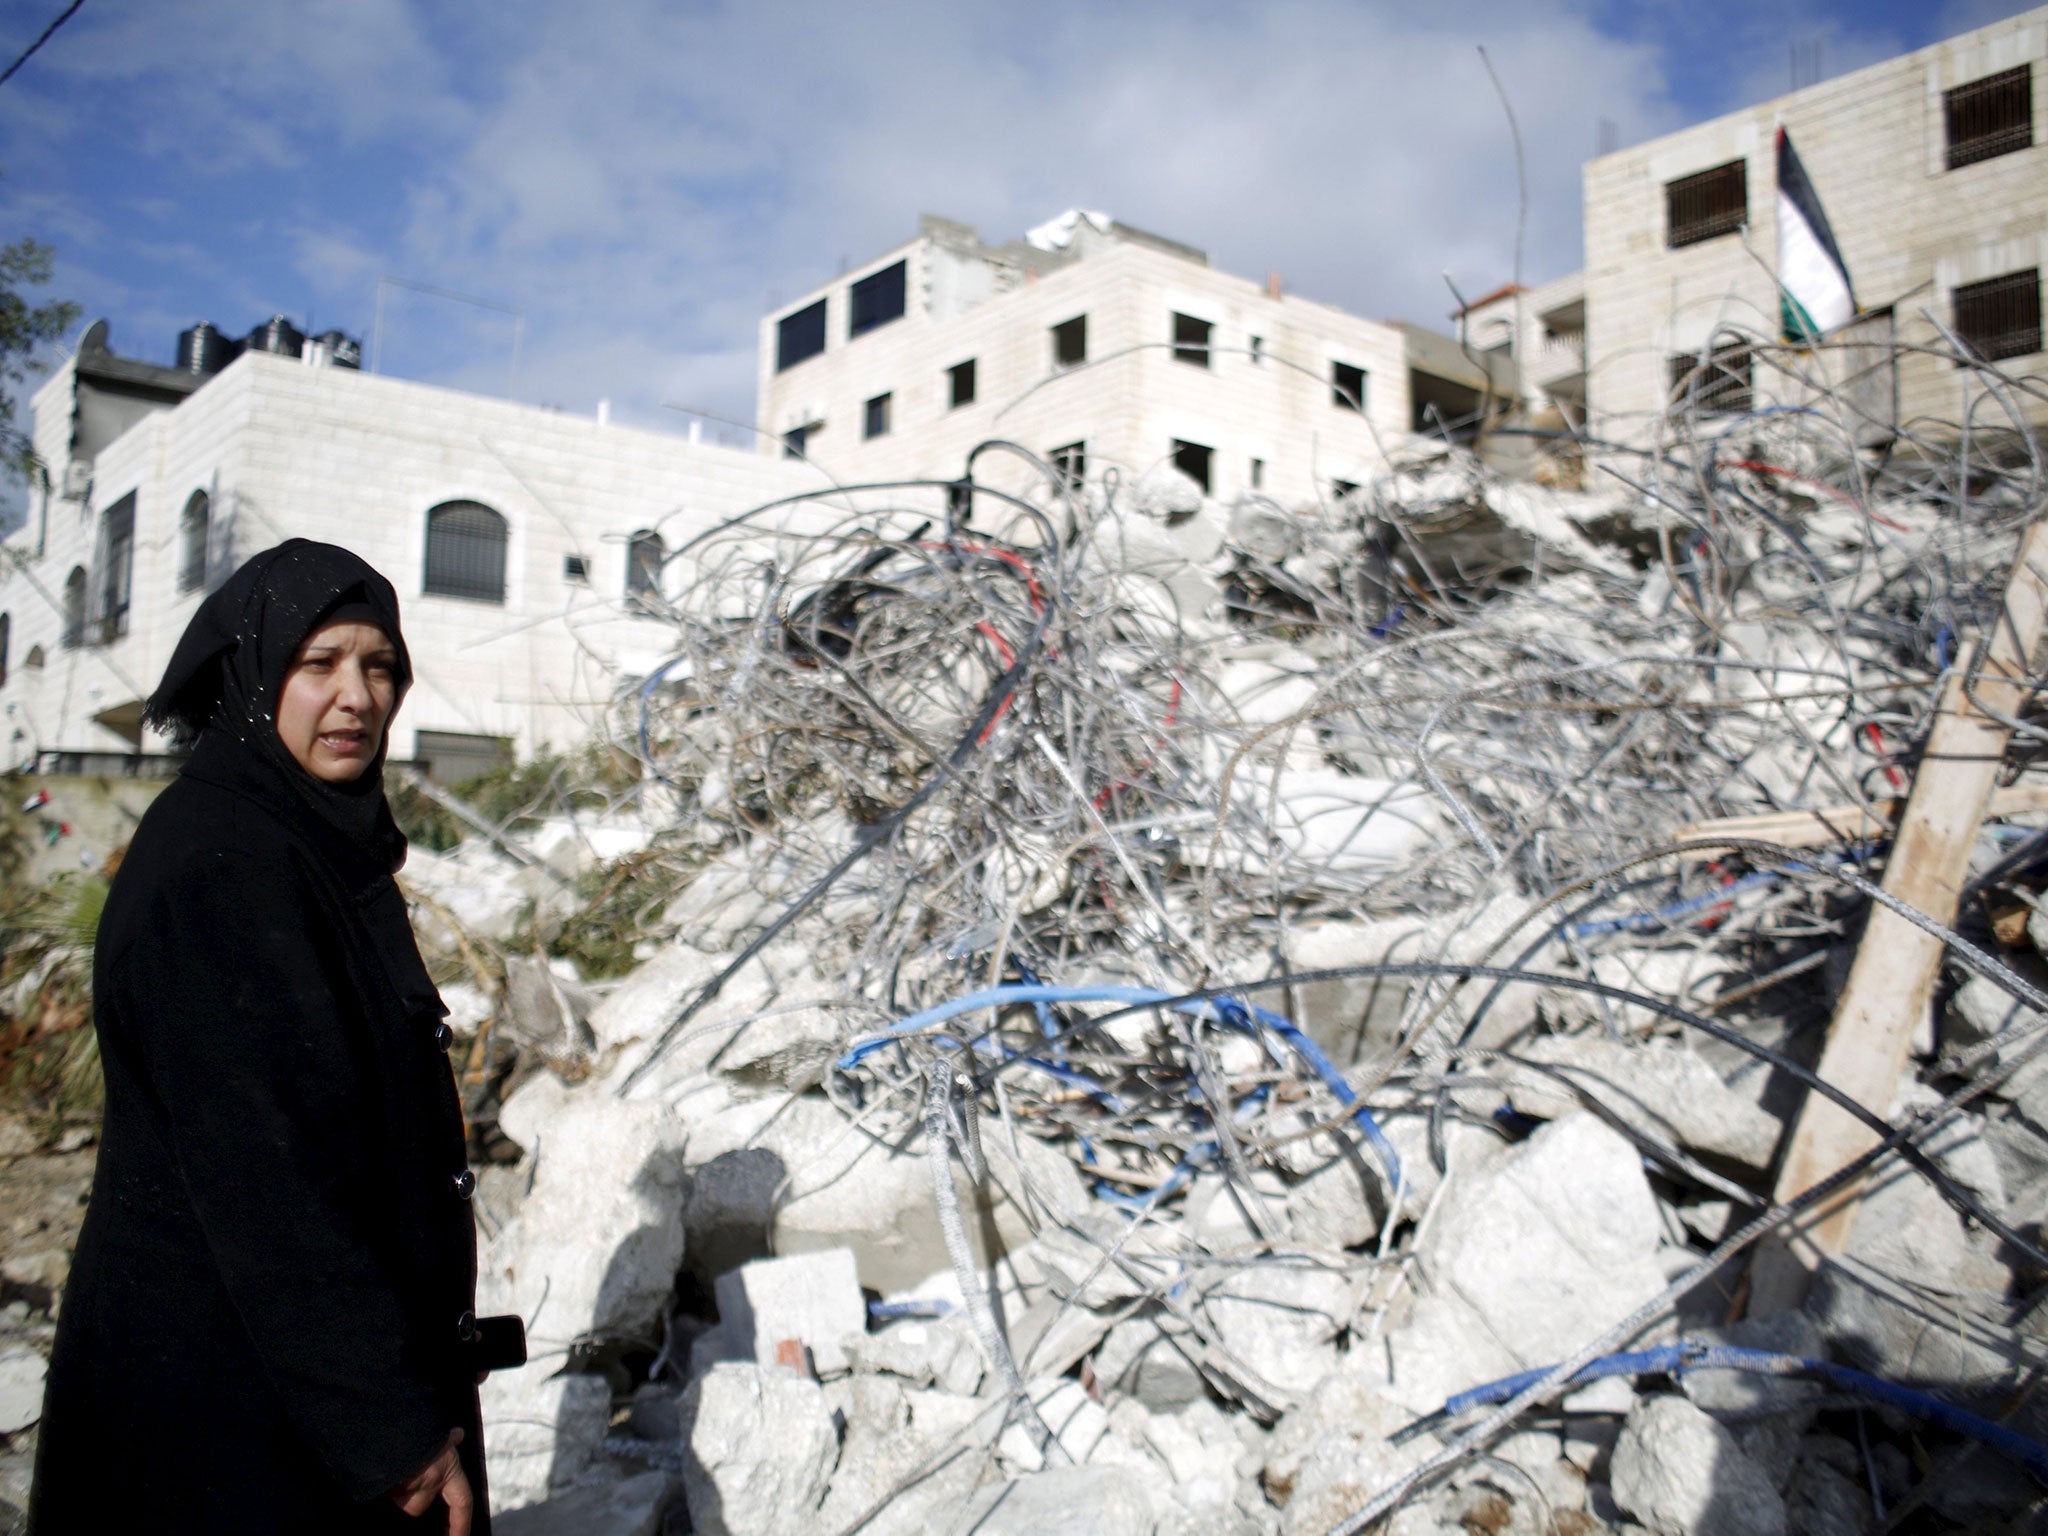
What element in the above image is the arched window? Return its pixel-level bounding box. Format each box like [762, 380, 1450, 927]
[61, 566, 87, 649]
[626, 529, 665, 610]
[422, 501, 508, 603]
[179, 490, 211, 593]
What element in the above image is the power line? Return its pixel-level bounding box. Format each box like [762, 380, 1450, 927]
[0, 0, 84, 88]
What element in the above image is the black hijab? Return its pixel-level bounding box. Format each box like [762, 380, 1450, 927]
[143, 540, 414, 883]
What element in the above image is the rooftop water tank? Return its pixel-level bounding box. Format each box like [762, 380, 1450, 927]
[244, 316, 305, 358]
[176, 322, 238, 375]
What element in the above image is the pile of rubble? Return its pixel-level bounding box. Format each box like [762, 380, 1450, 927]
[4, 329, 2047, 1534]
[419, 347, 2048, 1535]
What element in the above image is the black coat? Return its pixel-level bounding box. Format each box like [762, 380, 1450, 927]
[31, 735, 488, 1533]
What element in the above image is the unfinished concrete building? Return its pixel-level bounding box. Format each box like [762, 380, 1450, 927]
[755, 211, 1506, 510]
[1465, 6, 2047, 452]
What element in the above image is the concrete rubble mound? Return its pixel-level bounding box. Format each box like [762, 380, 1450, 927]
[5, 329, 2048, 1533]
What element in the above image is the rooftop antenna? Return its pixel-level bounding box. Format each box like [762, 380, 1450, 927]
[368, 274, 526, 398]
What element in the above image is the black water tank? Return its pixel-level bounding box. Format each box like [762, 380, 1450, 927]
[244, 316, 305, 358]
[316, 329, 362, 370]
[176, 322, 237, 375]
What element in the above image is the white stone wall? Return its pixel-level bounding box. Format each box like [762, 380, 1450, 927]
[1581, 6, 2048, 442]
[1, 353, 814, 767]
[757, 236, 1410, 512]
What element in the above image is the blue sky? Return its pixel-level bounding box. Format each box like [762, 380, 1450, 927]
[0, 0, 2032, 455]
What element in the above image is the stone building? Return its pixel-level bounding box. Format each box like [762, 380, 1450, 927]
[1463, 6, 2047, 448]
[0, 323, 811, 775]
[755, 211, 1507, 510]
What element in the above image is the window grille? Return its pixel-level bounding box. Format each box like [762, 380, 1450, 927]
[1945, 64, 2033, 169]
[1172, 312, 1212, 367]
[1668, 344, 1754, 414]
[179, 490, 210, 594]
[948, 358, 977, 409]
[423, 500, 509, 603]
[1332, 361, 1366, 412]
[98, 493, 135, 644]
[863, 392, 892, 440]
[848, 260, 907, 338]
[776, 299, 827, 372]
[627, 530, 665, 607]
[1051, 315, 1087, 368]
[1665, 160, 1747, 248]
[1050, 441, 1086, 490]
[1171, 439, 1213, 495]
[61, 566, 86, 650]
[1954, 269, 2042, 363]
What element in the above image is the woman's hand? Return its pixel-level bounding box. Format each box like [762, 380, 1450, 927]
[386, 1428, 473, 1534]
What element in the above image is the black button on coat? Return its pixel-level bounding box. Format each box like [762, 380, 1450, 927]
[31, 542, 488, 1533]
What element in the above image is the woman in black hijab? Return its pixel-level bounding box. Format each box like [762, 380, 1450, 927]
[32, 540, 511, 1533]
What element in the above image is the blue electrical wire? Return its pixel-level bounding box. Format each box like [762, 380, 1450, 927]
[835, 982, 1404, 1195]
[1396, 1342, 2048, 1484]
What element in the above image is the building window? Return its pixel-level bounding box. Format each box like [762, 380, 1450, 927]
[98, 492, 136, 644]
[863, 391, 892, 440]
[1050, 441, 1086, 490]
[423, 500, 509, 603]
[0, 612, 8, 687]
[1668, 344, 1754, 414]
[849, 259, 908, 339]
[61, 566, 86, 650]
[1665, 160, 1747, 248]
[1250, 336, 1265, 365]
[564, 554, 589, 582]
[1171, 439, 1213, 495]
[1332, 361, 1367, 412]
[1052, 314, 1087, 369]
[627, 530, 665, 608]
[178, 490, 210, 594]
[1172, 312, 1213, 367]
[23, 644, 42, 671]
[1953, 269, 2042, 363]
[776, 299, 828, 372]
[1250, 457, 1265, 489]
[948, 358, 977, 409]
[783, 422, 818, 459]
[1946, 64, 2033, 170]
[414, 729, 513, 787]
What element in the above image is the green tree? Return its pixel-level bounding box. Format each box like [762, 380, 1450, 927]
[0, 237, 81, 488]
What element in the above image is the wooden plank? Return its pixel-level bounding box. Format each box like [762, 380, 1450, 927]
[1748, 520, 2048, 1314]
[1674, 782, 2048, 860]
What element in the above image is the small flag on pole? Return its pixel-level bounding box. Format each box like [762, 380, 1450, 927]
[1777, 126, 1856, 343]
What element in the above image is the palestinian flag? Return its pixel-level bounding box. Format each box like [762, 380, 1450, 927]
[1777, 126, 1856, 343]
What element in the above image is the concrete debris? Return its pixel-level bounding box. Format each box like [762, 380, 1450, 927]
[677, 1362, 838, 1536]
[493, 1469, 677, 1536]
[0, 1347, 46, 1436]
[1417, 1113, 1670, 1367]
[18, 364, 2048, 1531]
[691, 1248, 866, 1377]
[1609, 1393, 1787, 1536]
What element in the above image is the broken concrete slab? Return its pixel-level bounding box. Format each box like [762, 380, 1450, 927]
[483, 1368, 613, 1512]
[493, 1469, 677, 1536]
[1504, 1033, 1783, 1169]
[949, 1463, 1159, 1536]
[702, 1248, 866, 1377]
[1417, 1112, 1669, 1368]
[0, 1347, 44, 1435]
[677, 1362, 838, 1536]
[1200, 1262, 1356, 1402]
[1095, 1311, 1207, 1414]
[1261, 1369, 1426, 1536]
[997, 1376, 1111, 1472]
[479, 1071, 688, 1346]
[1609, 1393, 1787, 1536]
